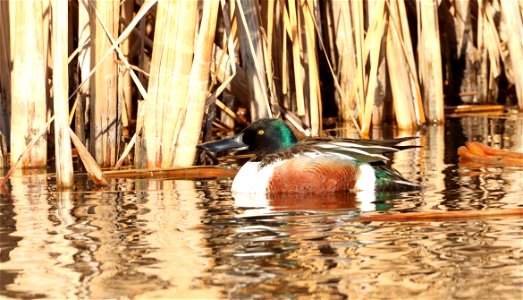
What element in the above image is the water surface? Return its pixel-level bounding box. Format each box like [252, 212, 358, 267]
[1, 114, 522, 299]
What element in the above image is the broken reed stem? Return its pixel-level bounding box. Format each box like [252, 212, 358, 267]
[0, 2, 10, 162]
[360, 1, 386, 136]
[500, 0, 523, 110]
[287, 0, 306, 117]
[89, 0, 119, 166]
[75, 0, 90, 145]
[386, 0, 417, 129]
[88, 0, 152, 172]
[119, 17, 154, 48]
[172, 0, 220, 167]
[9, 0, 48, 168]
[89, 0, 149, 104]
[418, 0, 444, 124]
[395, 0, 425, 124]
[211, 44, 245, 105]
[69, 0, 156, 108]
[302, 0, 321, 136]
[120, 0, 134, 128]
[352, 0, 365, 127]
[69, 127, 109, 185]
[278, 0, 290, 108]
[114, 132, 136, 169]
[78, 0, 155, 170]
[259, 0, 279, 119]
[325, 1, 361, 134]
[52, 0, 74, 188]
[144, 0, 197, 167]
[235, 0, 271, 120]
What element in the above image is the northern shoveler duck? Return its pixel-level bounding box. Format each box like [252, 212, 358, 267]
[198, 118, 421, 194]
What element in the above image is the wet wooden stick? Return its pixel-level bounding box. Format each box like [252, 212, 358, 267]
[353, 208, 523, 223]
[103, 166, 238, 179]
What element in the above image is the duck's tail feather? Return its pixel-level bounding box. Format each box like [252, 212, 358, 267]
[373, 165, 423, 192]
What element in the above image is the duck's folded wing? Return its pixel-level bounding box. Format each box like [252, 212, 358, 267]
[295, 137, 418, 164]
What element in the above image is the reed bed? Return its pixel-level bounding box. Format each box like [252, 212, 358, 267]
[0, 0, 521, 182]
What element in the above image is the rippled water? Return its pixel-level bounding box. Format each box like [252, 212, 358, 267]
[1, 115, 522, 299]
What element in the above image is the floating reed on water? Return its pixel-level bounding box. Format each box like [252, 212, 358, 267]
[0, 0, 521, 179]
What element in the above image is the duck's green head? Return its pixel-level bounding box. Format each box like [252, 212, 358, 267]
[198, 118, 298, 156]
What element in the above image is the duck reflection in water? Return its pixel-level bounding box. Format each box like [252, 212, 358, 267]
[232, 190, 395, 216]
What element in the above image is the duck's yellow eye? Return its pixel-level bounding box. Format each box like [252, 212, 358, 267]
[257, 129, 265, 135]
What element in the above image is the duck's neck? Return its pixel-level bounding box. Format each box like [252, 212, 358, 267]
[274, 121, 298, 149]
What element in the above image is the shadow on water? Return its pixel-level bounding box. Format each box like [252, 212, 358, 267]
[0, 114, 522, 299]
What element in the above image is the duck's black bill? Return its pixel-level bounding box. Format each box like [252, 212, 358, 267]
[197, 133, 248, 153]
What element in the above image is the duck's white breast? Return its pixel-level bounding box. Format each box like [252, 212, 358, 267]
[231, 161, 285, 194]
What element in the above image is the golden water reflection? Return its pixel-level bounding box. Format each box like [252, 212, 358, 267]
[2, 177, 221, 299]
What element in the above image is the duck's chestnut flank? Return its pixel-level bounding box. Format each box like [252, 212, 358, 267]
[267, 155, 359, 193]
